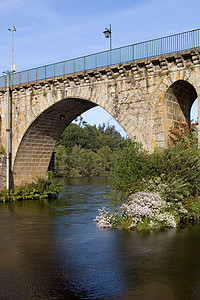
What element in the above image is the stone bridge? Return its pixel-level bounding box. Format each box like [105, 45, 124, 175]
[0, 29, 200, 186]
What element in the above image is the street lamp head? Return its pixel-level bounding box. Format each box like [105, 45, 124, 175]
[103, 24, 112, 50]
[8, 25, 17, 74]
[8, 26, 17, 32]
[103, 27, 111, 38]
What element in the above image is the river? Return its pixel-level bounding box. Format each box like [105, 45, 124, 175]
[0, 177, 200, 300]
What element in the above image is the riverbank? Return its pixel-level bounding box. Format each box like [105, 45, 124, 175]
[95, 126, 200, 231]
[0, 172, 62, 202]
[95, 191, 200, 230]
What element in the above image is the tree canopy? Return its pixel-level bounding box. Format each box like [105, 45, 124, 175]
[54, 119, 128, 177]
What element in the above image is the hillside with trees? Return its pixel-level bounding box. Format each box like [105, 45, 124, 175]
[54, 119, 128, 177]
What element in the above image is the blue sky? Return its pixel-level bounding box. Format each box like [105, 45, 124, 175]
[0, 0, 199, 135]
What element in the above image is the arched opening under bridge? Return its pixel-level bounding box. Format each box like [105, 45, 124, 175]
[12, 98, 128, 186]
[163, 80, 197, 144]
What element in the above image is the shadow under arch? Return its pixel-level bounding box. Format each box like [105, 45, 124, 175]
[163, 79, 197, 122]
[13, 98, 97, 186]
[163, 79, 197, 144]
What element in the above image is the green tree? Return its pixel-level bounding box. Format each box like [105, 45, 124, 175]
[92, 146, 112, 176]
[54, 119, 129, 177]
[109, 141, 148, 204]
[54, 144, 70, 176]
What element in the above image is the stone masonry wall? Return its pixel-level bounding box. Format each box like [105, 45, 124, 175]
[0, 49, 200, 186]
[0, 154, 6, 189]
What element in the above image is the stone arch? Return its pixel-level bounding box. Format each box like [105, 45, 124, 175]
[13, 98, 97, 186]
[162, 79, 197, 145]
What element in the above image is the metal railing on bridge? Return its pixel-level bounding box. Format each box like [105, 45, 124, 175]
[0, 28, 200, 89]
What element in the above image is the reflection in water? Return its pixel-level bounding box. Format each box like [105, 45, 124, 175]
[118, 228, 200, 300]
[0, 201, 79, 299]
[0, 177, 199, 299]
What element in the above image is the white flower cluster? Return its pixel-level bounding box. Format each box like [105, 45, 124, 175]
[156, 212, 177, 228]
[121, 192, 165, 218]
[94, 207, 113, 228]
[120, 192, 178, 228]
[94, 191, 187, 230]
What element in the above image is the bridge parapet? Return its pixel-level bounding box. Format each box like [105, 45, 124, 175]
[0, 48, 200, 95]
[1, 27, 200, 89]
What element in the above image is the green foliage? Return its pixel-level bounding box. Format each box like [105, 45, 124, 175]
[0, 172, 62, 202]
[110, 214, 133, 230]
[169, 120, 198, 149]
[54, 120, 128, 177]
[54, 144, 70, 176]
[136, 217, 153, 231]
[182, 197, 200, 221]
[33, 172, 62, 198]
[72, 145, 95, 176]
[92, 146, 112, 176]
[99, 120, 200, 229]
[109, 139, 200, 211]
[109, 141, 150, 204]
[0, 145, 5, 154]
[148, 147, 200, 201]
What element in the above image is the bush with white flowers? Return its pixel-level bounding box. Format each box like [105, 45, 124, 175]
[94, 207, 113, 228]
[95, 192, 188, 230]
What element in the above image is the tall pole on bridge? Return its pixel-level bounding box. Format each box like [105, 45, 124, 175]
[103, 24, 112, 50]
[8, 25, 17, 83]
[6, 71, 10, 199]
[5, 25, 16, 199]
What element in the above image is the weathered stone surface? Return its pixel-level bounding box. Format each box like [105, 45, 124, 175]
[0, 49, 199, 186]
[0, 155, 6, 188]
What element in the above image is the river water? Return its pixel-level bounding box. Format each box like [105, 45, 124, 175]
[0, 177, 200, 300]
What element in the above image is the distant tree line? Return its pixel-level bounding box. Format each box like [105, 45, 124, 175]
[54, 118, 128, 177]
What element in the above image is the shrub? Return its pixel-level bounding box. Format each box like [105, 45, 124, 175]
[102, 120, 200, 230]
[169, 120, 198, 149]
[109, 140, 200, 207]
[182, 197, 200, 221]
[109, 141, 150, 204]
[147, 146, 200, 201]
[0, 172, 62, 202]
[94, 192, 186, 230]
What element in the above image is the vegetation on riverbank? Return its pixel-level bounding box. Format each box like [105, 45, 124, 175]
[0, 118, 127, 202]
[54, 119, 128, 177]
[95, 121, 200, 230]
[0, 172, 62, 202]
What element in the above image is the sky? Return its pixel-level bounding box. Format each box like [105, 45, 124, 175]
[0, 0, 199, 135]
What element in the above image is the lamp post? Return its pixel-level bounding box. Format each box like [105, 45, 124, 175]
[6, 25, 16, 199]
[103, 24, 112, 50]
[6, 71, 10, 199]
[8, 26, 17, 78]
